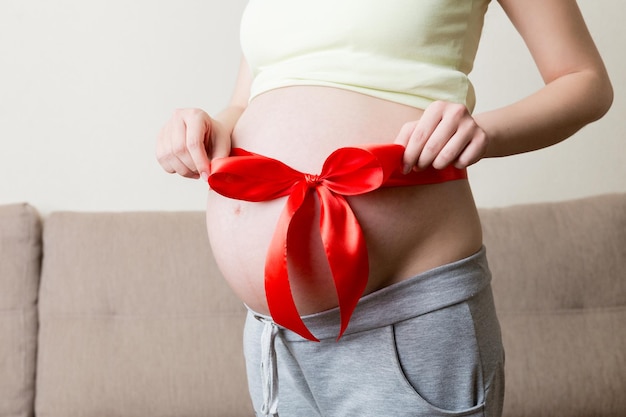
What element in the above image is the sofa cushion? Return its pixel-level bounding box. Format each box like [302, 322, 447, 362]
[36, 211, 251, 417]
[0, 203, 41, 417]
[481, 193, 626, 417]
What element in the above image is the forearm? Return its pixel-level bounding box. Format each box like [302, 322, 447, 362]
[212, 103, 246, 137]
[477, 0, 615, 159]
[475, 69, 613, 158]
[211, 56, 252, 138]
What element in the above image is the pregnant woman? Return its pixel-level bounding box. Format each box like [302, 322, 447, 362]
[157, 1, 612, 416]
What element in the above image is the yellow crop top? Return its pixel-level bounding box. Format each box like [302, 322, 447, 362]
[240, 0, 491, 112]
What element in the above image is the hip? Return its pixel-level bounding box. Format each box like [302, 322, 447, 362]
[244, 246, 504, 416]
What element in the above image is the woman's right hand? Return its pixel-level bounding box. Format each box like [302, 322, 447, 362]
[156, 108, 232, 180]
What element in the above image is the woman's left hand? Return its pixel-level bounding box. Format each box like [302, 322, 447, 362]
[394, 101, 489, 173]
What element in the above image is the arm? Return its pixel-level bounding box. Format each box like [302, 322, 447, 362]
[156, 56, 252, 179]
[396, 0, 613, 171]
[476, 0, 613, 157]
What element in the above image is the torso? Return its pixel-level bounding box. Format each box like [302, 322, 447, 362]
[206, 86, 483, 315]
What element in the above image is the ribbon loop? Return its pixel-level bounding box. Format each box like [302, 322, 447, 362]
[208, 144, 467, 341]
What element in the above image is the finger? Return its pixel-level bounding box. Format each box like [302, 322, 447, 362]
[210, 133, 232, 161]
[394, 121, 420, 173]
[416, 117, 459, 170]
[404, 102, 454, 171]
[165, 152, 200, 178]
[156, 126, 175, 173]
[166, 116, 200, 176]
[432, 138, 466, 170]
[416, 102, 472, 170]
[158, 156, 176, 174]
[454, 130, 488, 169]
[403, 108, 449, 172]
[185, 116, 212, 178]
[156, 124, 195, 176]
[160, 156, 199, 179]
[156, 117, 198, 178]
[431, 123, 476, 169]
[393, 121, 414, 148]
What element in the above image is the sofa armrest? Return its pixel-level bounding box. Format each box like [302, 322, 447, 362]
[0, 203, 41, 417]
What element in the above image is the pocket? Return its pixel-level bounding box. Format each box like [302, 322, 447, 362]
[392, 302, 487, 416]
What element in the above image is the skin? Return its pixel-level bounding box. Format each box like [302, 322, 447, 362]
[156, 0, 612, 315]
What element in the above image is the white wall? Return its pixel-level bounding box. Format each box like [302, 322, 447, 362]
[470, 1, 626, 207]
[1, 0, 624, 214]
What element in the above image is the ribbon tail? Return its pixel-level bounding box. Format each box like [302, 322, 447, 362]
[265, 183, 319, 342]
[318, 187, 369, 340]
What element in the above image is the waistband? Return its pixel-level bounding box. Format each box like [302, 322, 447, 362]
[249, 245, 491, 342]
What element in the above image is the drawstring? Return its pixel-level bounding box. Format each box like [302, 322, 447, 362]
[260, 318, 279, 416]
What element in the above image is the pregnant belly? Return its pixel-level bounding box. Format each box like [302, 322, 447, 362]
[205, 86, 482, 315]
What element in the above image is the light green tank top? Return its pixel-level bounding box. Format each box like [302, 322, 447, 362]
[240, 0, 491, 111]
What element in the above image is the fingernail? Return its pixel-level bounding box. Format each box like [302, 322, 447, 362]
[200, 172, 208, 182]
[402, 164, 411, 175]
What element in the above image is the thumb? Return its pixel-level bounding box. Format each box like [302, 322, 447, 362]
[207, 134, 232, 177]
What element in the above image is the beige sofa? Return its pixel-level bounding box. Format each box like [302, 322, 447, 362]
[1, 193, 625, 417]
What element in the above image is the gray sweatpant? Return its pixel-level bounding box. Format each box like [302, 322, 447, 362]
[244, 247, 505, 417]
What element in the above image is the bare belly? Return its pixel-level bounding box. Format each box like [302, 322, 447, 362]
[206, 86, 483, 315]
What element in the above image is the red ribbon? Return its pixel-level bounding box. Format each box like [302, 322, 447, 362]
[208, 144, 466, 341]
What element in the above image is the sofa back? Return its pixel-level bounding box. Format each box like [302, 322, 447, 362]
[483, 193, 626, 417]
[1, 194, 625, 417]
[35, 211, 251, 417]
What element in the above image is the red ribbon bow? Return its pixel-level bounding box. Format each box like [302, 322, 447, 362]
[208, 144, 466, 341]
